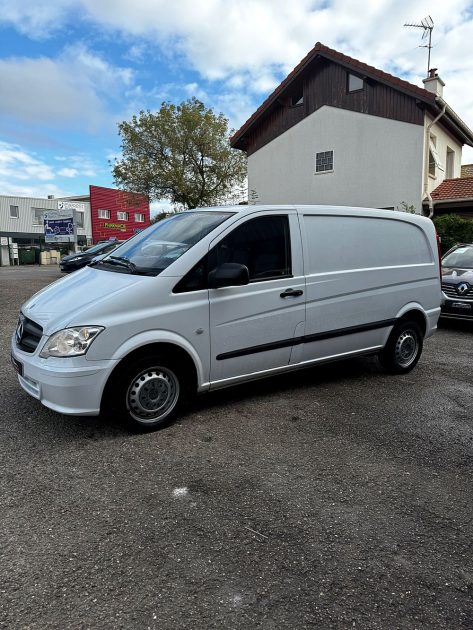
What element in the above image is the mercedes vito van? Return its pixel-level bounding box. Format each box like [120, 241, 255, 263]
[11, 205, 442, 430]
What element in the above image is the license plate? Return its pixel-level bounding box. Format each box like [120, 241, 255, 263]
[11, 354, 23, 376]
[451, 302, 472, 310]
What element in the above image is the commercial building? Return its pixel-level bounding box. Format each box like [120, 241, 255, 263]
[0, 185, 150, 266]
[88, 185, 150, 242]
[0, 194, 92, 266]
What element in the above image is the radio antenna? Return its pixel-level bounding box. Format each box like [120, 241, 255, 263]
[404, 15, 434, 76]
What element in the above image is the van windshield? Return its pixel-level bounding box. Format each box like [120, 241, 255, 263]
[442, 245, 473, 269]
[95, 211, 234, 276]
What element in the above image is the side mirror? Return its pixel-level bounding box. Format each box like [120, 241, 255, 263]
[208, 263, 249, 289]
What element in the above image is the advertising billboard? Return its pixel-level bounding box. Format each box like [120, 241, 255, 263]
[44, 209, 75, 243]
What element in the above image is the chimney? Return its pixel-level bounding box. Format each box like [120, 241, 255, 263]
[423, 68, 445, 98]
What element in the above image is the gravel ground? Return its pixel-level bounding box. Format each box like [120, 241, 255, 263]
[1, 266, 473, 629]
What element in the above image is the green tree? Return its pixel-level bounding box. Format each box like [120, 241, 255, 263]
[396, 201, 417, 214]
[150, 211, 174, 224]
[112, 98, 247, 209]
[433, 214, 473, 254]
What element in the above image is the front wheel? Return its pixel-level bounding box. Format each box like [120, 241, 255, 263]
[107, 354, 192, 431]
[378, 321, 423, 374]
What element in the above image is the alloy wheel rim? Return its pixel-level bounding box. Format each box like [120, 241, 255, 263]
[395, 330, 418, 368]
[126, 367, 179, 423]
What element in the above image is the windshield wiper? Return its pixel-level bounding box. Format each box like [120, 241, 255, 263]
[103, 255, 137, 273]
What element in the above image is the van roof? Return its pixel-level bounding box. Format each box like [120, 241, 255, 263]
[189, 204, 430, 223]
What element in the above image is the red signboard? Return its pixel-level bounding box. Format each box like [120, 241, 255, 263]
[89, 185, 150, 243]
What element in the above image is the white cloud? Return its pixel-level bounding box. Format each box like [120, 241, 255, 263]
[0, 0, 77, 37]
[0, 44, 133, 131]
[2, 0, 473, 161]
[57, 168, 79, 177]
[0, 141, 103, 197]
[0, 141, 55, 181]
[54, 154, 99, 177]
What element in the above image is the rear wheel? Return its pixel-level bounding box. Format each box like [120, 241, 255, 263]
[378, 321, 423, 374]
[107, 353, 192, 431]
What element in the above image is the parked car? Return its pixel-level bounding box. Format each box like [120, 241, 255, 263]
[440, 243, 473, 320]
[12, 205, 441, 431]
[59, 240, 121, 273]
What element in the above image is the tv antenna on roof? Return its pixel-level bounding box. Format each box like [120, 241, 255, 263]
[404, 15, 434, 76]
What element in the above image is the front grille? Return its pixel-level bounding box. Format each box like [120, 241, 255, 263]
[16, 315, 43, 353]
[442, 283, 473, 301]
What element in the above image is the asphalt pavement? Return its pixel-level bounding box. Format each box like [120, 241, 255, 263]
[1, 266, 473, 629]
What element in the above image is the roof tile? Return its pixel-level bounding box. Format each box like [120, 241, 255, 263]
[431, 177, 473, 201]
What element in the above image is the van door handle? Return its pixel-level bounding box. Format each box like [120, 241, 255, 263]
[280, 288, 303, 298]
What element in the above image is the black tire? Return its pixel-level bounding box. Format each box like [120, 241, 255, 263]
[106, 353, 193, 431]
[378, 320, 423, 374]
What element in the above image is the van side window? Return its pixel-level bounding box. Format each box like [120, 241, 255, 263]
[173, 215, 292, 293]
[212, 215, 291, 282]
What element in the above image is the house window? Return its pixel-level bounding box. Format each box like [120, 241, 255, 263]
[315, 150, 334, 173]
[135, 213, 145, 223]
[117, 211, 129, 221]
[429, 135, 442, 177]
[291, 87, 304, 106]
[446, 148, 455, 179]
[348, 73, 364, 92]
[31, 208, 46, 225]
[10, 205, 19, 218]
[98, 209, 110, 219]
[75, 211, 84, 228]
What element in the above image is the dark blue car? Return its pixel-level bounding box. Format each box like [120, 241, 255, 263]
[441, 244, 473, 320]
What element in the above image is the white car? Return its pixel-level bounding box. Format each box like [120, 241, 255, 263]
[12, 205, 442, 431]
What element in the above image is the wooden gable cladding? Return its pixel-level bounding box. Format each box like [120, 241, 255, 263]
[244, 58, 424, 156]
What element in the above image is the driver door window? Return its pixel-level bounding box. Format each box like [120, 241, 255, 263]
[174, 215, 292, 293]
[212, 215, 291, 281]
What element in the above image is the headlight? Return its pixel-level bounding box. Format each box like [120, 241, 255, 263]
[40, 326, 104, 358]
[68, 257, 83, 262]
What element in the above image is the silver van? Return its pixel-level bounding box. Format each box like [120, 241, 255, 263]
[11, 205, 442, 430]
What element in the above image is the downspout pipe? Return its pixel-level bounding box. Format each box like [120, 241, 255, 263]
[423, 100, 447, 218]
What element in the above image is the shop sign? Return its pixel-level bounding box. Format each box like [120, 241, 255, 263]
[104, 222, 126, 229]
[58, 201, 85, 212]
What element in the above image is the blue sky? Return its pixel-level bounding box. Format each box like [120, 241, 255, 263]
[1, 0, 473, 210]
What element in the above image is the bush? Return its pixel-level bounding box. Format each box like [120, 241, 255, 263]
[432, 214, 473, 254]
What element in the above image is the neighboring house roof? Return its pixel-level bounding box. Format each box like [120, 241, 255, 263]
[230, 41, 473, 150]
[430, 177, 473, 202]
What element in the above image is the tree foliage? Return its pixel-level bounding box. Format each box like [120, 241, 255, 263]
[432, 213, 473, 254]
[112, 98, 247, 209]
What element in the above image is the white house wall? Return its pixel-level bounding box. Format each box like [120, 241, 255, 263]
[424, 113, 463, 195]
[248, 106, 424, 212]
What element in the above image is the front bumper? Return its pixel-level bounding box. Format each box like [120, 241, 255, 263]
[440, 296, 473, 320]
[11, 336, 118, 416]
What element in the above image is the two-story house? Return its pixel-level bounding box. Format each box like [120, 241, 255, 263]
[230, 42, 473, 215]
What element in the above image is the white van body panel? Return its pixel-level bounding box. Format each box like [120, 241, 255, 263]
[11, 204, 441, 417]
[298, 209, 440, 364]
